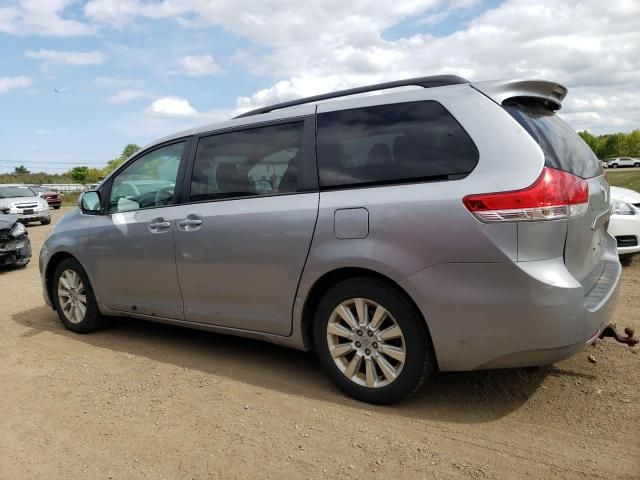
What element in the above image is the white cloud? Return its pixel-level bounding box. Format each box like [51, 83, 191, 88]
[26, 49, 105, 66]
[146, 97, 198, 117]
[180, 54, 222, 76]
[95, 76, 143, 89]
[0, 75, 32, 93]
[84, 0, 640, 133]
[0, 0, 94, 36]
[108, 89, 152, 104]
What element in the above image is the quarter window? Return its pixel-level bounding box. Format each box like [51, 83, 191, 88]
[108, 142, 185, 213]
[316, 101, 478, 188]
[189, 122, 304, 202]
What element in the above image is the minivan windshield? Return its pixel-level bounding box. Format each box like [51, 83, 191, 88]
[504, 101, 602, 179]
[0, 185, 37, 199]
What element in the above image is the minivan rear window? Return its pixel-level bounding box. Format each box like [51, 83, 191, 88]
[504, 102, 602, 179]
[316, 101, 478, 188]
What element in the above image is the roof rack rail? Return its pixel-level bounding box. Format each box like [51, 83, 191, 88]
[234, 74, 470, 119]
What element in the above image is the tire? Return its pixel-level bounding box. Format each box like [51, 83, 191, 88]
[611, 163, 618, 168]
[41, 218, 51, 225]
[54, 206, 61, 210]
[313, 277, 436, 404]
[52, 258, 105, 333]
[634, 163, 640, 168]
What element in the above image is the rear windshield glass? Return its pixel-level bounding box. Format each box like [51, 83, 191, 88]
[316, 101, 478, 188]
[504, 102, 602, 179]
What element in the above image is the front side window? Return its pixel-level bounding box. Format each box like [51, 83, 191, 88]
[189, 122, 304, 202]
[316, 101, 478, 188]
[109, 142, 185, 213]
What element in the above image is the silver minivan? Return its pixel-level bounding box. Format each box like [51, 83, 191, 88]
[40, 76, 621, 404]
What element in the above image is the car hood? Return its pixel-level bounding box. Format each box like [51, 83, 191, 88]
[0, 196, 40, 208]
[0, 213, 18, 230]
[610, 186, 640, 204]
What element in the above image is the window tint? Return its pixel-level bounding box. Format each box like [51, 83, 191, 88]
[190, 122, 303, 202]
[504, 102, 602, 179]
[316, 101, 478, 188]
[109, 142, 184, 213]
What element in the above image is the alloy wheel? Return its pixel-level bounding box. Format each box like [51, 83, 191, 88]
[57, 269, 87, 324]
[326, 298, 406, 388]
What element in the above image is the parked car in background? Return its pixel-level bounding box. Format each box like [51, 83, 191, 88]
[0, 211, 32, 268]
[0, 184, 51, 225]
[602, 157, 640, 168]
[28, 185, 63, 209]
[609, 186, 640, 255]
[40, 76, 620, 404]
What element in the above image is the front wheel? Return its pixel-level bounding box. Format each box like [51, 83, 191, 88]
[53, 258, 105, 333]
[41, 218, 51, 225]
[313, 278, 436, 404]
[634, 163, 640, 168]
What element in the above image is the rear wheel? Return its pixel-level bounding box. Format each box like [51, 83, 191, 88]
[313, 277, 435, 404]
[611, 163, 619, 168]
[53, 258, 105, 333]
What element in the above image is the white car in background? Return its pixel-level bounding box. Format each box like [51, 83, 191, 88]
[609, 186, 640, 255]
[0, 184, 51, 225]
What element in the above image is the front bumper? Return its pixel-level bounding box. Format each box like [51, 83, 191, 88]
[16, 210, 51, 222]
[608, 212, 640, 255]
[400, 235, 621, 371]
[0, 236, 32, 267]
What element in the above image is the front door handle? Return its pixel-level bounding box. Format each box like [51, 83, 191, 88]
[177, 215, 203, 231]
[149, 218, 172, 232]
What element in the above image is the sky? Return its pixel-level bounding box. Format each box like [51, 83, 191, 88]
[0, 0, 639, 173]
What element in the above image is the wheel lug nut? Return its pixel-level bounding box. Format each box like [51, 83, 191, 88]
[355, 341, 361, 348]
[367, 331, 373, 337]
[373, 342, 378, 349]
[365, 349, 371, 355]
[356, 330, 363, 336]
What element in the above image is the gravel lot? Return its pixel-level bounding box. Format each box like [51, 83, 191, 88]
[1, 208, 638, 479]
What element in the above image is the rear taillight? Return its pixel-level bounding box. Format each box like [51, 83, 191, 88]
[463, 167, 589, 222]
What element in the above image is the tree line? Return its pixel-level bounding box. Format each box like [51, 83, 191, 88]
[0, 144, 140, 185]
[578, 130, 640, 160]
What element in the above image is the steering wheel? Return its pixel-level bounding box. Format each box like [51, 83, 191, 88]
[154, 186, 175, 206]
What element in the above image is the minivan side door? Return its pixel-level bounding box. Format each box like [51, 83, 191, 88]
[89, 140, 190, 319]
[173, 117, 319, 336]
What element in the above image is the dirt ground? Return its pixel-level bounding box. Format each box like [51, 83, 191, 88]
[1, 208, 638, 479]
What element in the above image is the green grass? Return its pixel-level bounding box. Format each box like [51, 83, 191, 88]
[606, 170, 640, 192]
[61, 191, 82, 206]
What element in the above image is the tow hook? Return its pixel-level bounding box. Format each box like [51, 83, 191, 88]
[599, 325, 639, 347]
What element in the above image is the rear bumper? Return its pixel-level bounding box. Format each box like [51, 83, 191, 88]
[400, 235, 621, 371]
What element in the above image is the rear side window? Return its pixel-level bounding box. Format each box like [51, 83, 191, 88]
[316, 101, 478, 188]
[504, 102, 602, 179]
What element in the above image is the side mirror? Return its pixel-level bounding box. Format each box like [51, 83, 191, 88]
[79, 191, 101, 214]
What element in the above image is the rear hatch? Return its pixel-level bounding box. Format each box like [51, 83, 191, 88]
[504, 101, 609, 292]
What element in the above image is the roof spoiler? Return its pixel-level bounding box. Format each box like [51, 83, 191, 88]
[471, 79, 568, 111]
